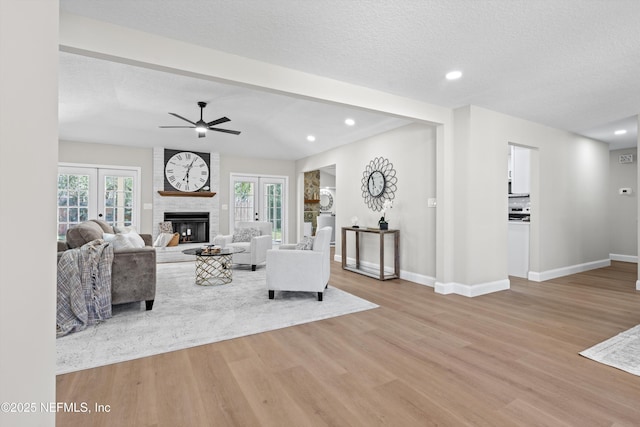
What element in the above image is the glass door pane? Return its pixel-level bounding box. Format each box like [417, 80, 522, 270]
[98, 168, 138, 230]
[262, 180, 284, 243]
[232, 177, 258, 227]
[57, 167, 97, 240]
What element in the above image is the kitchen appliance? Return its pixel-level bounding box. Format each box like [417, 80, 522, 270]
[509, 194, 530, 222]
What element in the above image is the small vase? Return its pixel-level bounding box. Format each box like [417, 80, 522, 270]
[379, 221, 388, 230]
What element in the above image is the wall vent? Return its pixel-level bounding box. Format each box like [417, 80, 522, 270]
[619, 154, 634, 164]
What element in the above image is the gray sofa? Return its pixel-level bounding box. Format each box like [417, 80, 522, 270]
[57, 219, 156, 310]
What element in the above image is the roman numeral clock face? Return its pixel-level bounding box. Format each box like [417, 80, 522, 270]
[164, 151, 210, 192]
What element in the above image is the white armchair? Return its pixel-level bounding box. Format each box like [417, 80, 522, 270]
[213, 221, 272, 271]
[266, 226, 332, 301]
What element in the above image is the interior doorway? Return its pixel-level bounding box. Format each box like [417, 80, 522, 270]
[302, 165, 336, 242]
[507, 144, 532, 278]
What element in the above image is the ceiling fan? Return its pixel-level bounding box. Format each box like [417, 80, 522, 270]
[159, 101, 241, 138]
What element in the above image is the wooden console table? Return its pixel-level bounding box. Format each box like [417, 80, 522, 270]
[341, 227, 399, 280]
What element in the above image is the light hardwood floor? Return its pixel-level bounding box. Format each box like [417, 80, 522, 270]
[57, 260, 640, 426]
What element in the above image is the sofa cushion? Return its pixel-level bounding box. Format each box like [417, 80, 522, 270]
[227, 241, 250, 251]
[232, 227, 261, 243]
[90, 219, 115, 234]
[66, 221, 104, 249]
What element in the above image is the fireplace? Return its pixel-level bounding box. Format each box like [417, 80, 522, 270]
[164, 212, 210, 244]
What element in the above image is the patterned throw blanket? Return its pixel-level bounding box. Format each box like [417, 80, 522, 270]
[57, 239, 114, 337]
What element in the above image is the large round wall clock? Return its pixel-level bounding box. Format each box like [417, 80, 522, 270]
[164, 149, 210, 192]
[360, 157, 397, 211]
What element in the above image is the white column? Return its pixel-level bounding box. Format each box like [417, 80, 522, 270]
[0, 1, 58, 426]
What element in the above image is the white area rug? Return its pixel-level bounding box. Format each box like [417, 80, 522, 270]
[57, 262, 378, 374]
[580, 324, 640, 376]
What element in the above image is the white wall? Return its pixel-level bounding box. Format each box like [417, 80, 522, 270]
[463, 106, 610, 284]
[609, 148, 638, 261]
[59, 140, 154, 234]
[0, 1, 58, 426]
[297, 123, 437, 283]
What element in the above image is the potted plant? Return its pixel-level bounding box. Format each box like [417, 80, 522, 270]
[378, 200, 393, 230]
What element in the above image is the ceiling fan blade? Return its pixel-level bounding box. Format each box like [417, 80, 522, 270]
[168, 112, 196, 125]
[207, 116, 230, 126]
[159, 126, 196, 128]
[209, 127, 241, 135]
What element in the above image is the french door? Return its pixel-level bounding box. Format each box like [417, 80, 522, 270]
[230, 174, 287, 243]
[57, 164, 140, 240]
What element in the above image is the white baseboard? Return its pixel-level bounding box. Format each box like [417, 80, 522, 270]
[435, 279, 510, 297]
[610, 253, 638, 263]
[528, 258, 611, 282]
[334, 255, 435, 287]
[401, 271, 435, 287]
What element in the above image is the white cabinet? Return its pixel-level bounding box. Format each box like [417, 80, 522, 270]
[316, 215, 335, 243]
[508, 222, 529, 278]
[510, 146, 530, 194]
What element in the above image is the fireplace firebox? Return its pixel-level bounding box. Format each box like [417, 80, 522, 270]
[164, 212, 210, 244]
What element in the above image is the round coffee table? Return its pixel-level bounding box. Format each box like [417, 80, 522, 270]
[182, 246, 245, 286]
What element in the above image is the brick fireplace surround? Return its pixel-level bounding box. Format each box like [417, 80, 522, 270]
[152, 147, 220, 243]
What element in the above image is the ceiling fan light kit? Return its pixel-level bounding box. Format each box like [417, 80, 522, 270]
[159, 101, 241, 138]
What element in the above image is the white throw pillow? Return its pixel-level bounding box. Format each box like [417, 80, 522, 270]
[110, 230, 146, 250]
[113, 225, 137, 234]
[153, 232, 174, 247]
[102, 232, 116, 242]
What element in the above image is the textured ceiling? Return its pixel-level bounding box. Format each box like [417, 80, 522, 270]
[59, 0, 640, 152]
[58, 52, 412, 160]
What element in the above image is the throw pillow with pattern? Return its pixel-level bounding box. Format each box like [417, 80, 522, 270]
[158, 221, 173, 233]
[295, 236, 315, 250]
[232, 227, 261, 243]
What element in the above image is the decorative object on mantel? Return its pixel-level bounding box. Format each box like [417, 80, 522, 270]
[378, 199, 393, 230]
[157, 191, 216, 198]
[351, 216, 359, 228]
[361, 157, 397, 211]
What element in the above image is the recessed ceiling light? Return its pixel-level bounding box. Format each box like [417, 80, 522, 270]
[614, 129, 627, 135]
[445, 70, 463, 80]
[345, 118, 355, 126]
[307, 135, 316, 142]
